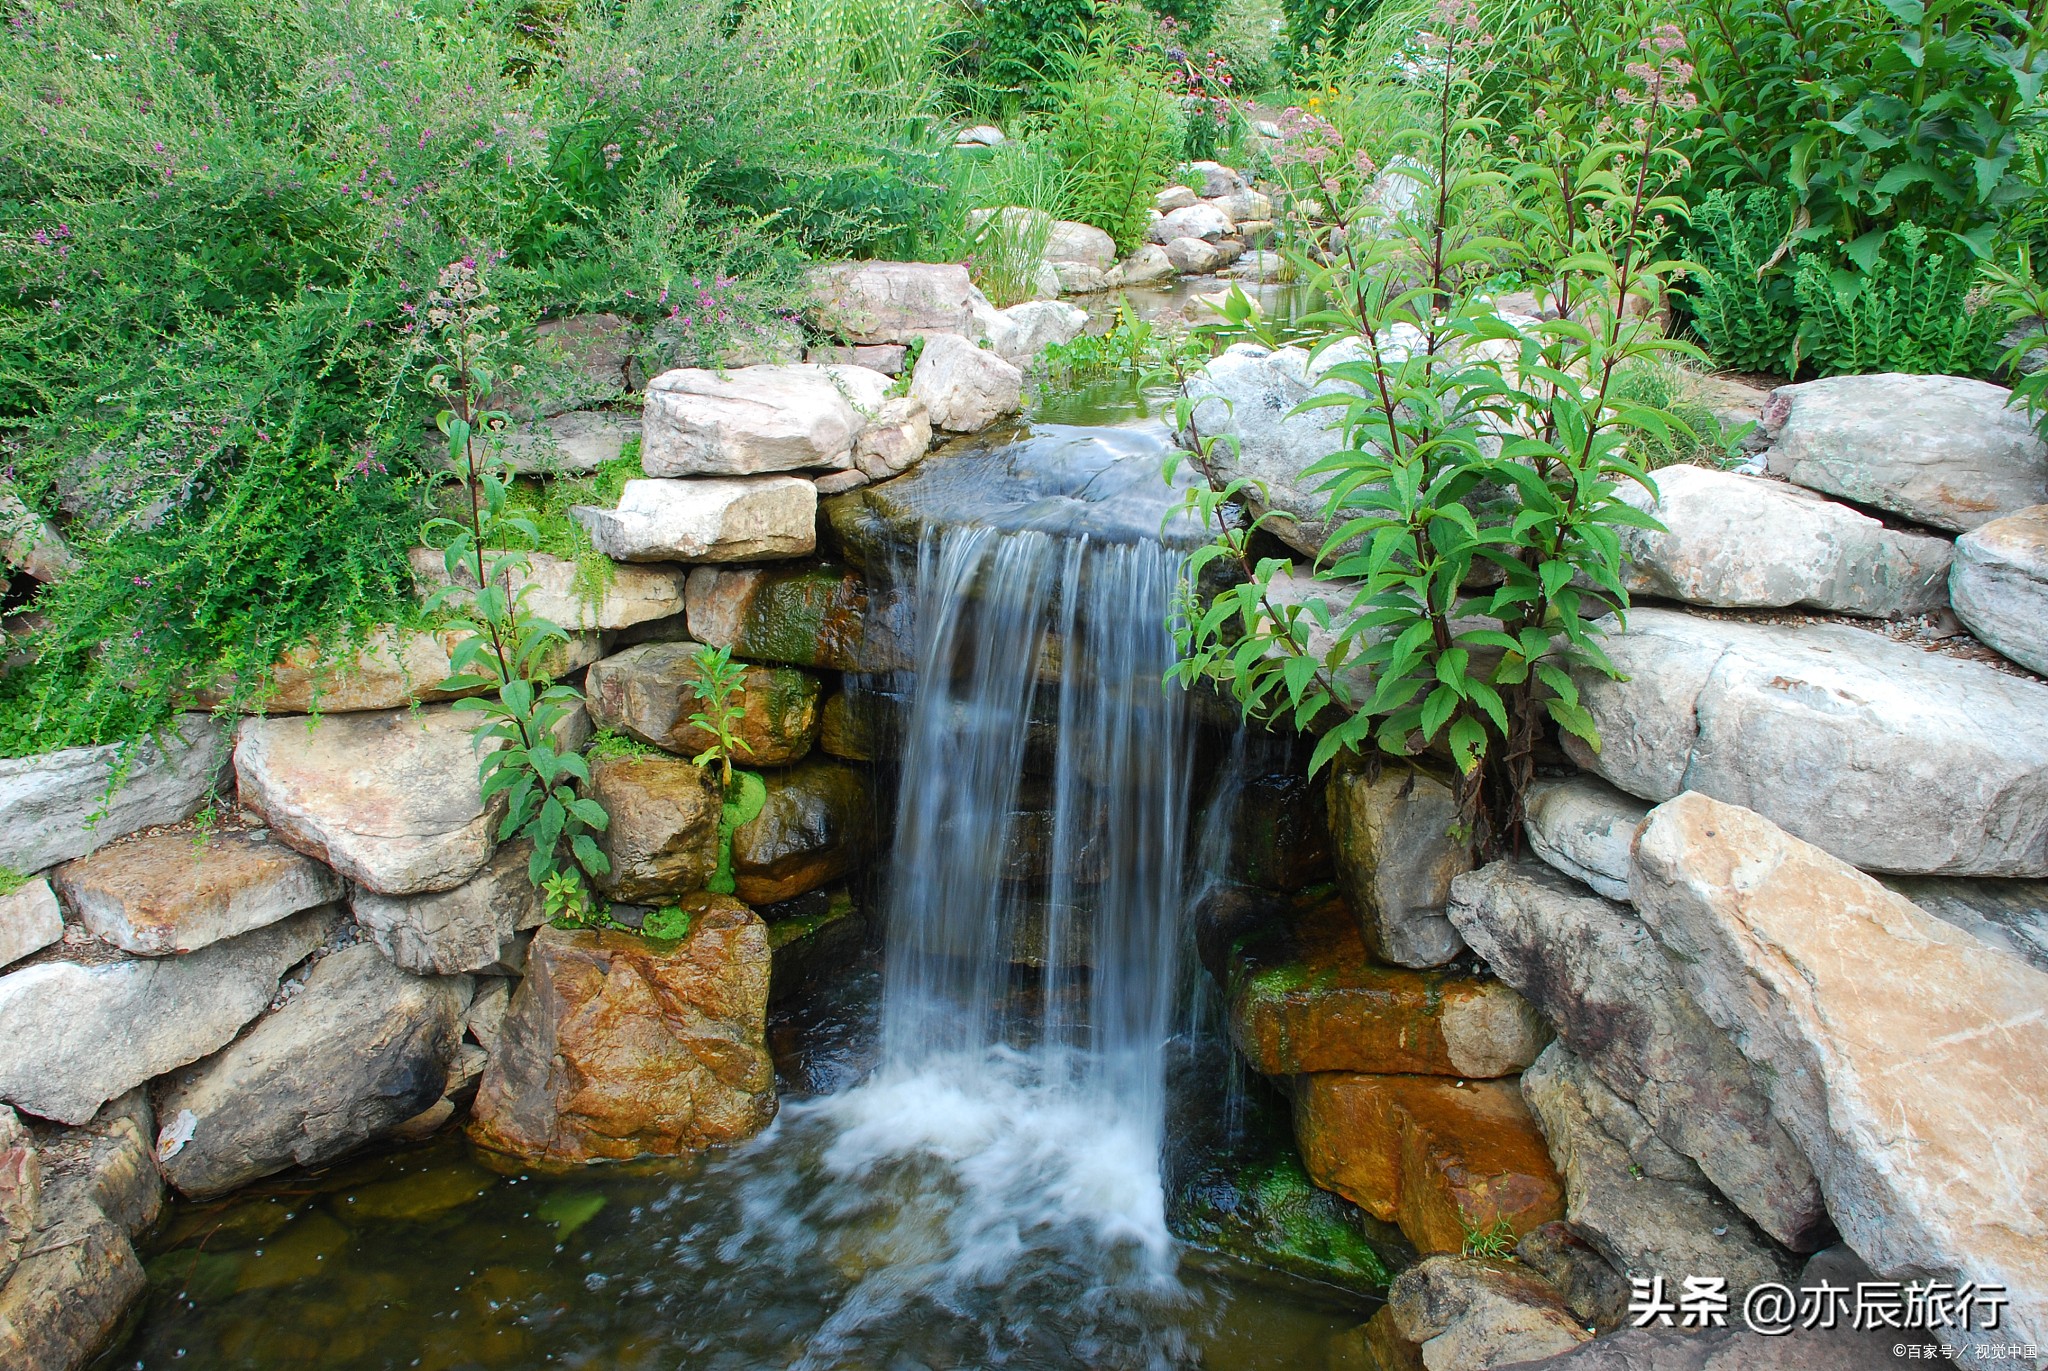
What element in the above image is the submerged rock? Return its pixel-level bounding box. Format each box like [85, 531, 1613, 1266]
[1762, 373, 2047, 532]
[468, 906, 775, 1163]
[1566, 607, 2048, 876]
[1226, 894, 1547, 1078]
[1325, 760, 1473, 968]
[1633, 793, 2048, 1355]
[0, 907, 336, 1126]
[156, 944, 469, 1197]
[1294, 1073, 1564, 1255]
[1446, 858, 1829, 1251]
[55, 830, 341, 957]
[0, 713, 227, 875]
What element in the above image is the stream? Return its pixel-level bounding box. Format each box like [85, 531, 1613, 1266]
[114, 280, 1390, 1371]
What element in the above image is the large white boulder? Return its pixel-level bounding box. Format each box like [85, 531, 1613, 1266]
[1618, 465, 1952, 617]
[572, 476, 817, 563]
[1165, 236, 1229, 275]
[0, 907, 335, 1125]
[1950, 503, 2048, 673]
[1566, 608, 2048, 876]
[641, 364, 892, 476]
[1185, 161, 1246, 197]
[908, 332, 1024, 433]
[1147, 203, 1234, 244]
[1117, 245, 1176, 286]
[0, 716, 227, 875]
[236, 707, 523, 896]
[1043, 220, 1116, 270]
[979, 301, 1088, 370]
[1762, 373, 2048, 532]
[1633, 793, 2048, 1356]
[805, 261, 981, 344]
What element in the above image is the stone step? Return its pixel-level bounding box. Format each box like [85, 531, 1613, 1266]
[1227, 894, 1547, 1079]
[1293, 1072, 1565, 1256]
[55, 830, 340, 958]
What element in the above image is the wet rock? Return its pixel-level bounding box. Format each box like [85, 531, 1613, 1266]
[1521, 1043, 1792, 1293]
[1762, 373, 2047, 532]
[1164, 236, 1229, 275]
[1446, 858, 1829, 1251]
[572, 475, 818, 563]
[640, 364, 888, 476]
[33, 1091, 161, 1241]
[731, 760, 869, 905]
[1522, 776, 1649, 903]
[1045, 220, 1117, 270]
[1385, 1254, 1590, 1369]
[1950, 503, 2048, 673]
[763, 887, 865, 1004]
[0, 1196, 144, 1371]
[408, 547, 688, 632]
[1515, 1222, 1630, 1333]
[806, 261, 981, 344]
[196, 625, 602, 714]
[981, 300, 1088, 370]
[587, 752, 723, 903]
[1118, 244, 1176, 285]
[1617, 466, 1953, 617]
[1294, 1073, 1565, 1254]
[0, 906, 334, 1125]
[1566, 607, 2048, 876]
[0, 713, 227, 875]
[684, 563, 873, 672]
[237, 707, 516, 896]
[351, 841, 545, 975]
[0, 879, 62, 972]
[468, 906, 775, 1162]
[852, 395, 933, 480]
[1633, 793, 2048, 1354]
[1326, 760, 1473, 968]
[1875, 874, 2048, 974]
[157, 944, 468, 1197]
[55, 830, 341, 957]
[1229, 769, 1332, 892]
[464, 975, 512, 1053]
[586, 641, 822, 766]
[492, 409, 638, 474]
[908, 332, 1024, 433]
[818, 692, 874, 762]
[1227, 895, 1547, 1078]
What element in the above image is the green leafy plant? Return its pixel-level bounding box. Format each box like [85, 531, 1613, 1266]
[1685, 189, 1800, 374]
[1039, 302, 1208, 383]
[1606, 360, 1750, 470]
[1986, 246, 2048, 437]
[684, 645, 768, 897]
[642, 904, 694, 940]
[1461, 1212, 1517, 1260]
[1168, 4, 1692, 842]
[1034, 50, 1184, 253]
[419, 261, 610, 919]
[1791, 222, 2005, 376]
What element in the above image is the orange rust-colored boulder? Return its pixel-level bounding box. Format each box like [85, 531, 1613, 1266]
[1295, 1073, 1564, 1255]
[1229, 897, 1547, 1078]
[468, 899, 775, 1163]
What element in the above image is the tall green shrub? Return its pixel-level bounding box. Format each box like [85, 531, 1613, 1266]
[1686, 189, 1800, 374]
[1792, 224, 2004, 376]
[1035, 53, 1182, 253]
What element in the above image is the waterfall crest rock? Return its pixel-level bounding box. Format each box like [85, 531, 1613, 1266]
[1565, 607, 2048, 876]
[468, 907, 775, 1163]
[1631, 792, 2048, 1356]
[156, 944, 469, 1197]
[55, 831, 341, 957]
[1446, 858, 1829, 1250]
